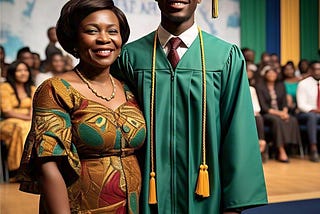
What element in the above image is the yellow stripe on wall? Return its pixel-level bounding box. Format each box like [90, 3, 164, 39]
[280, 0, 300, 66]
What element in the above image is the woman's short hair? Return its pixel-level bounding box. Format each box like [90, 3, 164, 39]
[56, 0, 130, 58]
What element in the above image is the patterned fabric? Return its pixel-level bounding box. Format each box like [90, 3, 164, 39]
[0, 82, 35, 171]
[18, 77, 146, 214]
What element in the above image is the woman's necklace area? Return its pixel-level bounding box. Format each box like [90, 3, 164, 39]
[75, 68, 116, 102]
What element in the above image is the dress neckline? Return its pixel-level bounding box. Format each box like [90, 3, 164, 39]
[56, 77, 130, 112]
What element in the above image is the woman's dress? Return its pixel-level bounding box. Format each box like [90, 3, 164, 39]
[18, 77, 146, 214]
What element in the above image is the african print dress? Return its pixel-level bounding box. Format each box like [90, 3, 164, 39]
[18, 77, 146, 214]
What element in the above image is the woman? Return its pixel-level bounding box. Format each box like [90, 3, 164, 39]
[18, 0, 146, 213]
[281, 61, 301, 114]
[256, 65, 302, 163]
[35, 52, 66, 86]
[0, 61, 36, 177]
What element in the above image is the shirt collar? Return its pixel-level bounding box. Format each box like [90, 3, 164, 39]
[157, 23, 198, 48]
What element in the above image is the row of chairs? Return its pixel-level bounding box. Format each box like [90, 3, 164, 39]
[264, 122, 320, 159]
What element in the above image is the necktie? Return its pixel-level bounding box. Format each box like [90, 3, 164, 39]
[167, 37, 181, 69]
[317, 82, 320, 109]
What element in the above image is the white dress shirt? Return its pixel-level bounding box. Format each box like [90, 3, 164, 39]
[296, 76, 319, 112]
[157, 23, 198, 59]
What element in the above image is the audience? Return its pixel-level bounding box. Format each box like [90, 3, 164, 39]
[0, 61, 36, 180]
[296, 60, 320, 162]
[255, 65, 302, 163]
[1, 34, 318, 167]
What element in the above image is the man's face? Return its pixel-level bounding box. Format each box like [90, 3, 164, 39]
[157, 0, 201, 25]
[311, 63, 320, 80]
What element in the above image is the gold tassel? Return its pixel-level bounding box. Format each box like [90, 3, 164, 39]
[149, 172, 157, 204]
[195, 164, 210, 197]
[212, 0, 219, 18]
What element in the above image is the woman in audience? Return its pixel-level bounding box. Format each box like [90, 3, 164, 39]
[35, 52, 66, 86]
[281, 61, 301, 114]
[256, 65, 302, 163]
[0, 61, 36, 179]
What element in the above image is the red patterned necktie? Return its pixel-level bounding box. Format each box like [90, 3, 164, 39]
[167, 37, 181, 69]
[317, 82, 320, 109]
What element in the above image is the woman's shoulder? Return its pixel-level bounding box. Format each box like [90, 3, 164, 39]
[34, 76, 79, 110]
[35, 76, 77, 101]
[37, 76, 71, 91]
[0, 82, 14, 94]
[0, 82, 13, 90]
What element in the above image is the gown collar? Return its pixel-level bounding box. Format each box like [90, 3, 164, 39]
[157, 23, 198, 49]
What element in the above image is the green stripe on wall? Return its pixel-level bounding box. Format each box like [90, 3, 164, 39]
[240, 0, 266, 64]
[300, 0, 320, 61]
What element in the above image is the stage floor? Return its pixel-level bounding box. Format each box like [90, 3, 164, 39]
[0, 157, 319, 213]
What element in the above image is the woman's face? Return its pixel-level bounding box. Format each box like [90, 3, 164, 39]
[283, 64, 295, 78]
[77, 9, 122, 69]
[265, 69, 278, 82]
[15, 63, 30, 83]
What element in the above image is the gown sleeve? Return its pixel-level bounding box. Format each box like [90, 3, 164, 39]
[18, 78, 81, 194]
[219, 45, 268, 210]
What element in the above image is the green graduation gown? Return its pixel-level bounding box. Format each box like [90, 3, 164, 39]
[113, 30, 268, 213]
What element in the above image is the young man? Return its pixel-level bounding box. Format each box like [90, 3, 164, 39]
[296, 61, 320, 162]
[114, 0, 268, 213]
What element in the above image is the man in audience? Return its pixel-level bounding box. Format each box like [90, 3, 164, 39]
[45, 26, 63, 61]
[296, 60, 320, 162]
[16, 47, 34, 69]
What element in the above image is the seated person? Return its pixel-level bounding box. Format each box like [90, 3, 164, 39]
[0, 61, 36, 179]
[296, 60, 320, 162]
[256, 65, 302, 163]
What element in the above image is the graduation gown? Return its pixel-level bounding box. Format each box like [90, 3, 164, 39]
[113, 30, 267, 213]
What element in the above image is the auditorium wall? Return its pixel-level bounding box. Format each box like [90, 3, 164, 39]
[0, 0, 241, 63]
